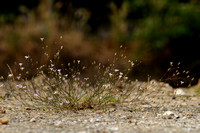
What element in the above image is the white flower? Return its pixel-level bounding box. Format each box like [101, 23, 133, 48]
[0, 84, 4, 88]
[34, 94, 38, 97]
[48, 97, 52, 100]
[84, 78, 89, 81]
[124, 77, 128, 80]
[8, 74, 13, 77]
[16, 76, 21, 80]
[20, 67, 25, 71]
[114, 69, 119, 72]
[66, 101, 70, 104]
[109, 73, 113, 77]
[25, 55, 30, 59]
[19, 63, 23, 66]
[40, 38, 44, 41]
[180, 81, 184, 85]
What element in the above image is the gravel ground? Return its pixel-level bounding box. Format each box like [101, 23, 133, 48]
[1, 80, 200, 133]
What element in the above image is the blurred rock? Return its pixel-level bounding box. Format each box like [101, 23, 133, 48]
[174, 89, 186, 96]
[0, 118, 9, 124]
[30, 118, 36, 122]
[163, 111, 179, 119]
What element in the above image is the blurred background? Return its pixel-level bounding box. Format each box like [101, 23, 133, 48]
[0, 0, 200, 87]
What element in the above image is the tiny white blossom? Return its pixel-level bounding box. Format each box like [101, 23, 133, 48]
[20, 67, 24, 71]
[124, 77, 128, 80]
[23, 86, 27, 89]
[0, 84, 4, 88]
[84, 78, 89, 81]
[114, 69, 119, 72]
[66, 101, 70, 104]
[48, 97, 52, 100]
[16, 76, 21, 80]
[40, 38, 44, 41]
[180, 81, 184, 85]
[25, 55, 30, 59]
[34, 94, 38, 97]
[8, 74, 13, 77]
[16, 84, 23, 88]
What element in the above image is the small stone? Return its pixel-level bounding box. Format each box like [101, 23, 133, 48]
[30, 118, 36, 122]
[54, 120, 63, 127]
[191, 97, 197, 101]
[186, 113, 193, 118]
[0, 109, 6, 114]
[107, 126, 119, 131]
[163, 111, 179, 119]
[174, 89, 186, 96]
[95, 118, 102, 122]
[25, 107, 31, 110]
[181, 102, 187, 106]
[0, 118, 9, 124]
[159, 107, 168, 111]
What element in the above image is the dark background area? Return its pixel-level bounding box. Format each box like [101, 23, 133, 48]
[0, 0, 200, 87]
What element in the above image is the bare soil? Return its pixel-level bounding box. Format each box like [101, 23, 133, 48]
[1, 80, 200, 133]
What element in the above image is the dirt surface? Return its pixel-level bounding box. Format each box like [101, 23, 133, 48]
[1, 80, 200, 133]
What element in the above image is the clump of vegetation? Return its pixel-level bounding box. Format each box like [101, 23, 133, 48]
[0, 45, 150, 111]
[0, 42, 196, 111]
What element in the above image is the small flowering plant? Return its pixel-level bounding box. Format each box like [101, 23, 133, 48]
[1, 45, 144, 110]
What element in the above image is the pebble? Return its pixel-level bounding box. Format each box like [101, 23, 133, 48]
[0, 109, 6, 114]
[54, 120, 63, 127]
[181, 102, 187, 106]
[95, 118, 102, 122]
[30, 118, 36, 122]
[0, 118, 9, 124]
[159, 107, 168, 111]
[191, 97, 198, 101]
[163, 111, 179, 119]
[107, 126, 119, 131]
[174, 89, 186, 96]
